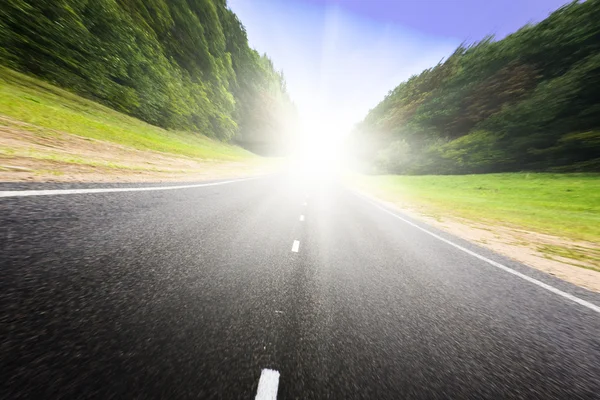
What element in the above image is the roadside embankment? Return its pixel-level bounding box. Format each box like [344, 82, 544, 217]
[0, 67, 274, 182]
[351, 173, 600, 292]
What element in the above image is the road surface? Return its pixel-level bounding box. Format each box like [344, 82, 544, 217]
[1, 175, 599, 399]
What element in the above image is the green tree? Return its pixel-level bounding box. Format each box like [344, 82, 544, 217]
[356, 0, 600, 174]
[0, 0, 295, 149]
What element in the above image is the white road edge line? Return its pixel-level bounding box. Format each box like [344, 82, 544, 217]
[291, 240, 300, 253]
[255, 369, 280, 400]
[0, 177, 258, 198]
[299, 215, 305, 222]
[360, 195, 600, 314]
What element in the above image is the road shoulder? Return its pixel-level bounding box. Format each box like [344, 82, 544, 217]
[352, 185, 600, 293]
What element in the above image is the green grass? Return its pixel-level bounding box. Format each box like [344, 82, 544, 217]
[353, 173, 600, 244]
[0, 67, 253, 161]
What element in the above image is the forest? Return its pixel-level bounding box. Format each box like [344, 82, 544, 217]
[354, 0, 600, 174]
[0, 0, 295, 153]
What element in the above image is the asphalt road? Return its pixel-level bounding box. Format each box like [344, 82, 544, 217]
[1, 175, 600, 399]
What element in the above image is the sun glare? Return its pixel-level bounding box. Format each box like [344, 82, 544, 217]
[290, 118, 346, 181]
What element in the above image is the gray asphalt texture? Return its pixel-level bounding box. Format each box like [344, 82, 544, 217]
[1, 175, 600, 399]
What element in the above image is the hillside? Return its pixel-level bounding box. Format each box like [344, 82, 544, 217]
[0, 67, 275, 182]
[354, 0, 600, 174]
[0, 0, 295, 153]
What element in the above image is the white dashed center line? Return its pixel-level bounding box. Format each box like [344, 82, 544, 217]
[299, 215, 305, 222]
[255, 369, 280, 400]
[291, 240, 300, 253]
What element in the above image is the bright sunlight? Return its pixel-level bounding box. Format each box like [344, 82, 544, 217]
[290, 117, 347, 181]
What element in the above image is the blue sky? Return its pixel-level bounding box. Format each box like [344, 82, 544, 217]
[228, 0, 570, 132]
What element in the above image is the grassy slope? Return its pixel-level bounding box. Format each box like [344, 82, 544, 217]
[353, 173, 600, 268]
[354, 173, 600, 242]
[0, 67, 253, 161]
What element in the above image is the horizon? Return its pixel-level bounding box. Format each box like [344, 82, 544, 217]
[228, 0, 571, 134]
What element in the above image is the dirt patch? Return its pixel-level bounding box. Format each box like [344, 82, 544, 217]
[0, 156, 264, 182]
[361, 192, 600, 293]
[0, 116, 272, 182]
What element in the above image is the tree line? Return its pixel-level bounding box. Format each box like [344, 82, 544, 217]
[354, 0, 600, 174]
[0, 0, 295, 153]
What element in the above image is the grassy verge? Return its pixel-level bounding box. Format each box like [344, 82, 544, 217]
[0, 67, 252, 161]
[352, 173, 600, 270]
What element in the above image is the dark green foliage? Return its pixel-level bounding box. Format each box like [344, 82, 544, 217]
[0, 0, 294, 149]
[356, 0, 600, 174]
